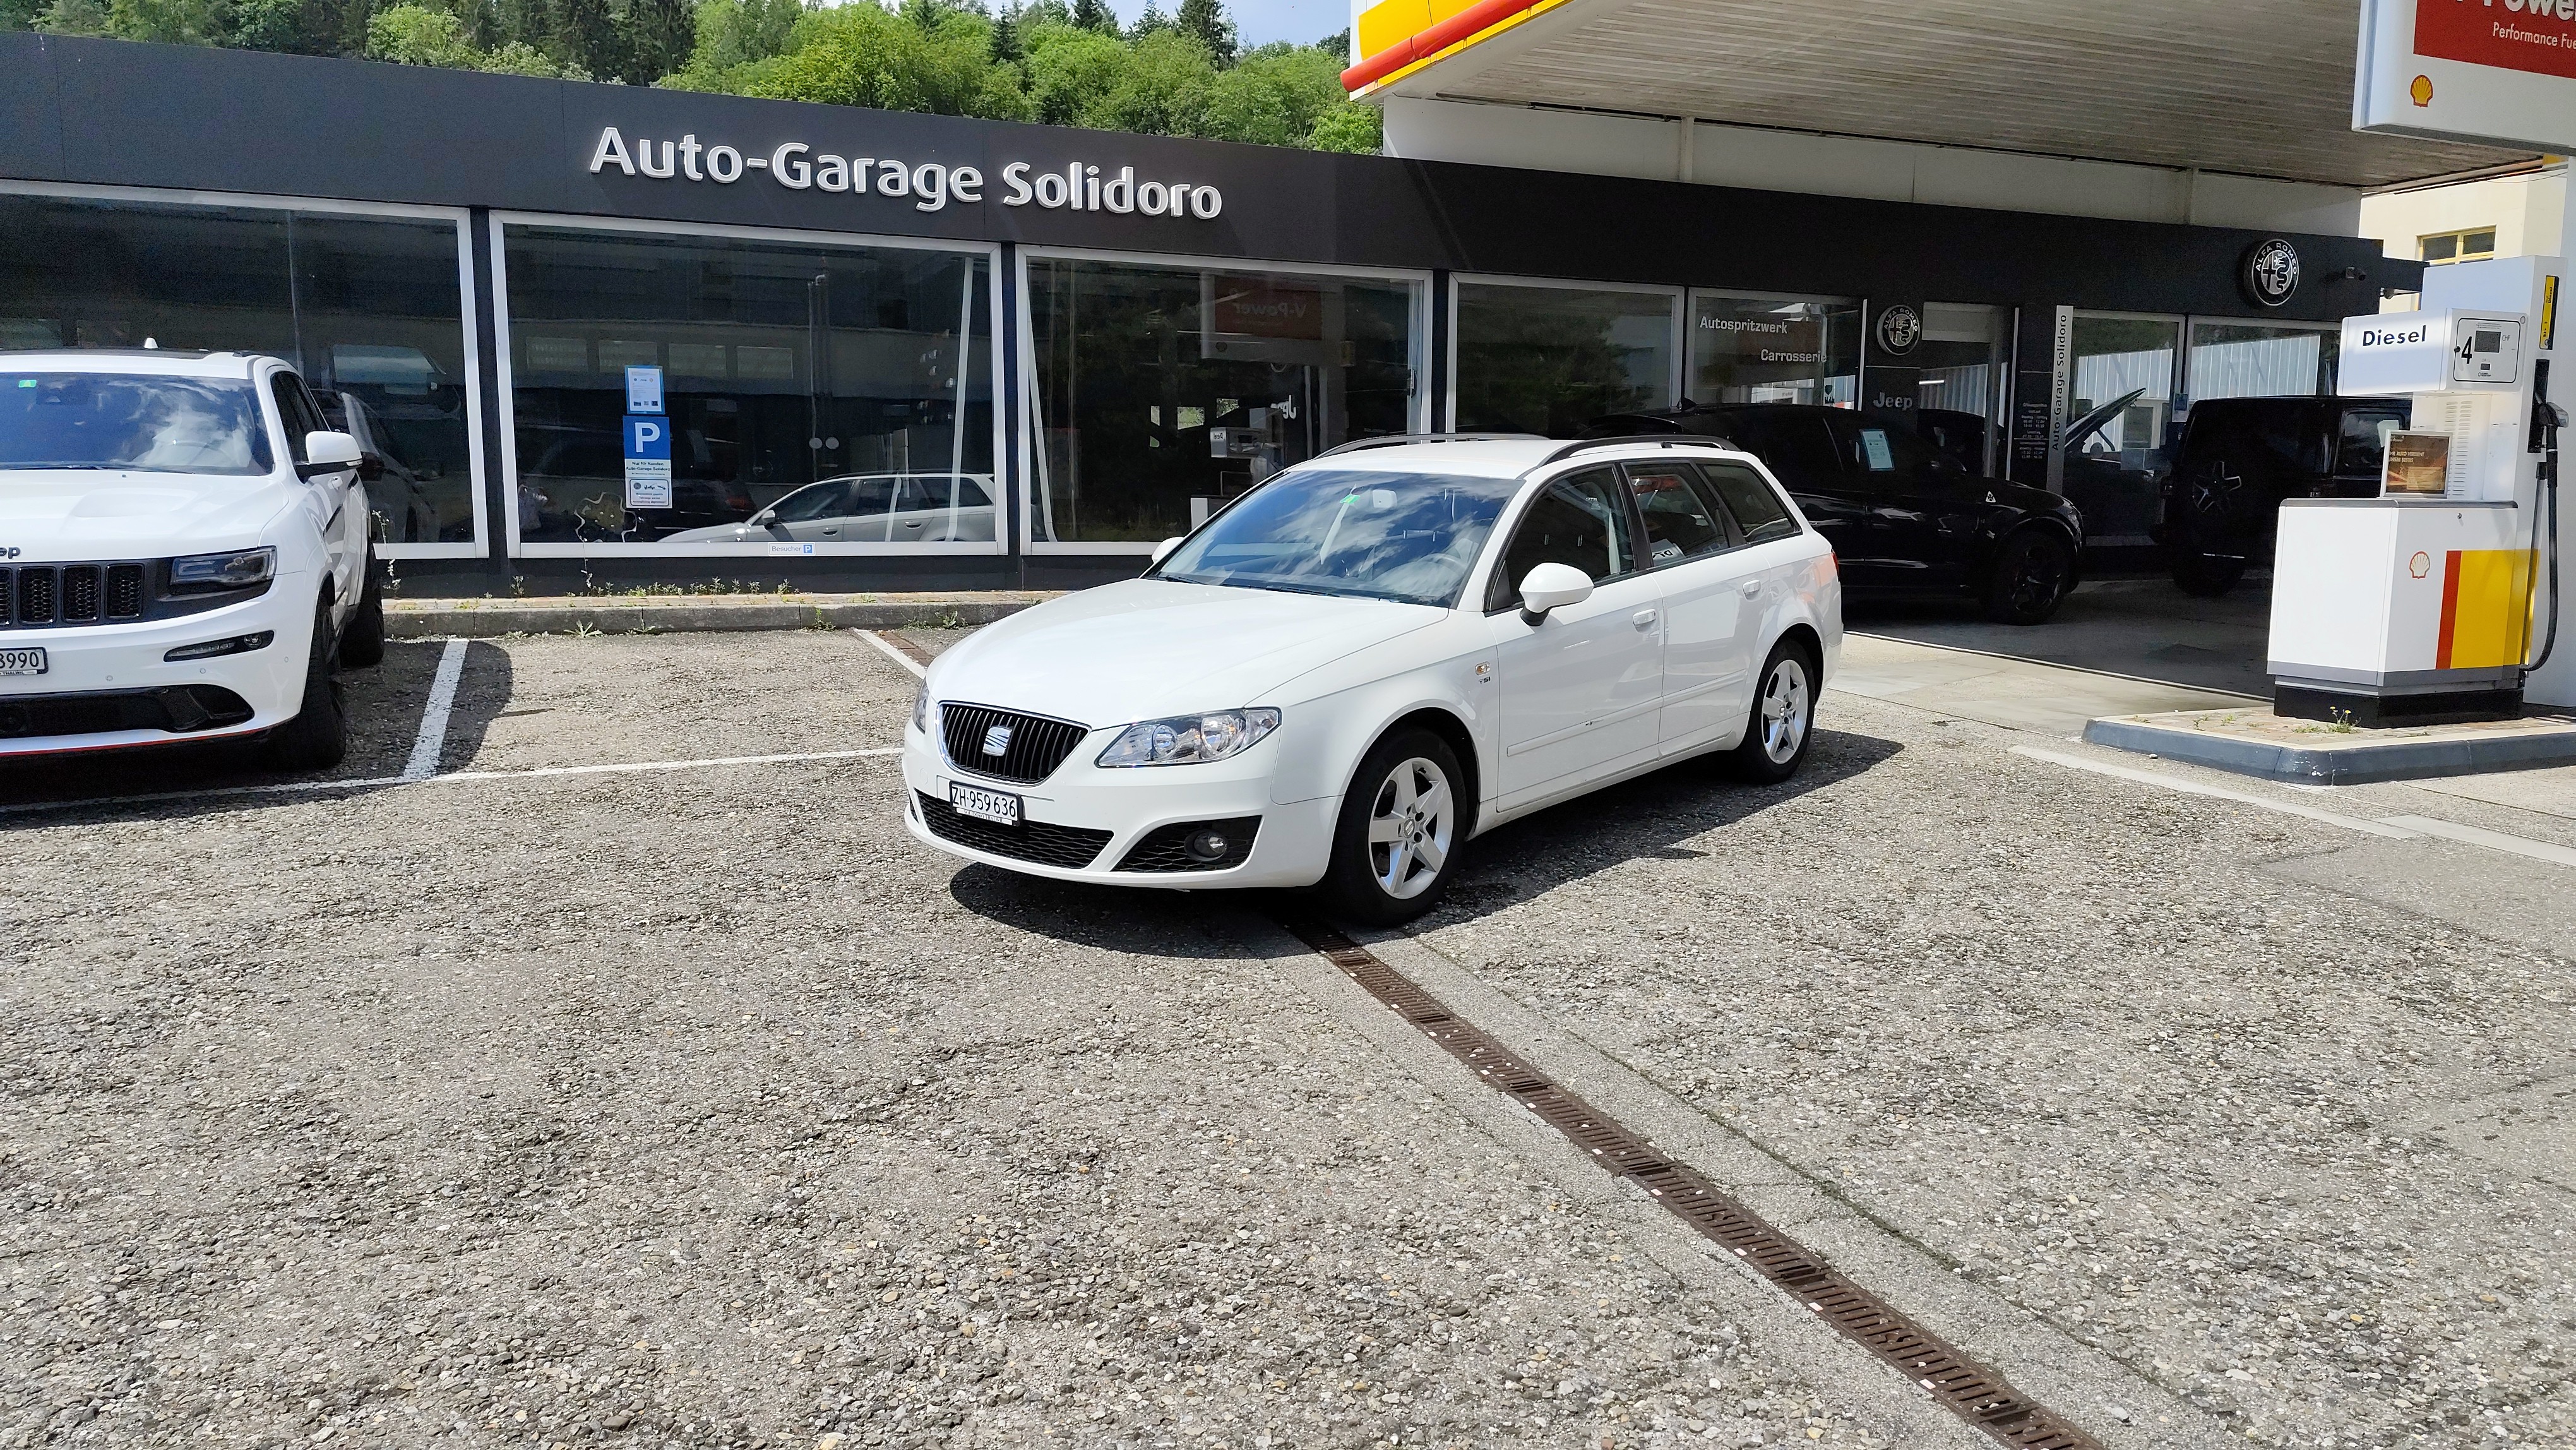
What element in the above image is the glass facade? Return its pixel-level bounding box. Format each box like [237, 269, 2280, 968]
[1025, 258, 1422, 544]
[1686, 293, 1857, 408]
[0, 193, 477, 550]
[2185, 320, 2337, 404]
[1453, 282, 1676, 437]
[501, 224, 994, 547]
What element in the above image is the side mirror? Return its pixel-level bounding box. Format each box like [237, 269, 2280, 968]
[1517, 561, 1594, 624]
[298, 430, 362, 479]
[749, 508, 777, 525]
[1150, 536, 1184, 565]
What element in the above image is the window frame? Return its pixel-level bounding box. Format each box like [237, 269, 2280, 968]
[1446, 273, 1686, 434]
[1015, 244, 1434, 558]
[1618, 457, 1741, 568]
[2419, 227, 2498, 266]
[491, 210, 1006, 560]
[1697, 457, 1806, 548]
[1481, 462, 1652, 614]
[0, 179, 490, 560]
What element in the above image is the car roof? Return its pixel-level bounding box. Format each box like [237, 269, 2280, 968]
[1285, 434, 1758, 479]
[0, 348, 271, 379]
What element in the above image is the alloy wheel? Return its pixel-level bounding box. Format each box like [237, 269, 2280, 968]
[1759, 657, 1811, 764]
[1366, 756, 1455, 900]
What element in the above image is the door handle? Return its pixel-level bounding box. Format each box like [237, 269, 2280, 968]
[1739, 580, 1763, 598]
[1632, 608, 1658, 628]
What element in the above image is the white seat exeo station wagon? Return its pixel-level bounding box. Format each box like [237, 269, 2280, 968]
[904, 435, 1842, 923]
[0, 350, 384, 768]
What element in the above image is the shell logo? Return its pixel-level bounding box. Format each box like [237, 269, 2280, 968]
[2409, 551, 2431, 579]
[2410, 74, 2433, 107]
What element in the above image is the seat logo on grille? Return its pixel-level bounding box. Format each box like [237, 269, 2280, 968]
[981, 723, 1013, 756]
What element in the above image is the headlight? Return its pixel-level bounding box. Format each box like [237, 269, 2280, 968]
[912, 680, 932, 734]
[1096, 707, 1281, 767]
[170, 546, 277, 589]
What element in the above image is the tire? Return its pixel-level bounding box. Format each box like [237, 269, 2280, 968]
[1982, 528, 2075, 625]
[265, 598, 348, 771]
[2169, 551, 2246, 598]
[1320, 726, 1465, 927]
[338, 545, 386, 668]
[1722, 640, 1818, 785]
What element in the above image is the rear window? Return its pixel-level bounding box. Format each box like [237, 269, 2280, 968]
[0, 372, 273, 476]
[1703, 462, 1801, 544]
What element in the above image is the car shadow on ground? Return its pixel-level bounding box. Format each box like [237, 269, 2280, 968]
[945, 726, 1904, 948]
[0, 639, 515, 823]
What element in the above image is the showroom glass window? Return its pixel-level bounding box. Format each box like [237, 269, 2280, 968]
[1453, 282, 1677, 437]
[1025, 258, 1422, 544]
[0, 193, 476, 550]
[2185, 321, 2337, 404]
[502, 225, 994, 546]
[1687, 294, 1857, 409]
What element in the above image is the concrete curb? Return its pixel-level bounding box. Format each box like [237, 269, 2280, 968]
[384, 592, 1054, 639]
[2080, 713, 2576, 784]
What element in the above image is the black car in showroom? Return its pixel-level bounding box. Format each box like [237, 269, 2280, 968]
[1586, 404, 2086, 624]
[2154, 395, 2412, 596]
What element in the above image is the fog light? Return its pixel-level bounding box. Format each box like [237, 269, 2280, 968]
[1183, 830, 1232, 863]
[164, 630, 273, 662]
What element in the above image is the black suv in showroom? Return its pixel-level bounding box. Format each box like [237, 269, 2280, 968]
[2152, 396, 2413, 596]
[1586, 404, 2087, 624]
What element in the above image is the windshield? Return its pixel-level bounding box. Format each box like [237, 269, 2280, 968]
[0, 372, 273, 476]
[1154, 468, 1522, 608]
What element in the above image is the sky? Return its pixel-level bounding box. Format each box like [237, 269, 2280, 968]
[1108, 0, 1350, 50]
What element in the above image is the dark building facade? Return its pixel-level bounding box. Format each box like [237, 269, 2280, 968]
[0, 33, 2415, 592]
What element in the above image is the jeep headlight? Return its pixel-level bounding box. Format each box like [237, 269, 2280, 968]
[1096, 707, 1280, 767]
[170, 546, 277, 589]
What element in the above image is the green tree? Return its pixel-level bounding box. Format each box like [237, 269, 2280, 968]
[1066, 0, 1110, 34]
[1172, 0, 1228, 66]
[1019, 18, 1127, 126]
[664, 0, 796, 81]
[32, 0, 112, 32]
[1201, 40, 1337, 145]
[366, 4, 480, 65]
[695, 0, 1025, 118]
[229, 0, 312, 50]
[1304, 99, 1380, 153]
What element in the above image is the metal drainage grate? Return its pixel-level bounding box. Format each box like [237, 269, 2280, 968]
[1282, 921, 2103, 1450]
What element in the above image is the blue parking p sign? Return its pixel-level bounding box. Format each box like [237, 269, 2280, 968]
[623, 414, 672, 510]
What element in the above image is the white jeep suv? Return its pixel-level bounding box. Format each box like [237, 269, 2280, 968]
[0, 350, 384, 767]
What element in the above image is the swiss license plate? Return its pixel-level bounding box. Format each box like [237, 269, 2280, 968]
[948, 781, 1022, 827]
[0, 647, 46, 677]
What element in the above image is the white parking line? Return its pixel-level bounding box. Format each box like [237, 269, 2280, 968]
[0, 747, 902, 817]
[2008, 745, 2422, 840]
[853, 628, 929, 678]
[2376, 814, 2576, 867]
[402, 638, 469, 781]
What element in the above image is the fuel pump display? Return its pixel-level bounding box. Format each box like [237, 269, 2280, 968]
[2267, 256, 2565, 724]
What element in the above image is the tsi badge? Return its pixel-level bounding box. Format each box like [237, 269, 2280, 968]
[982, 723, 1014, 757]
[1873, 304, 1921, 357]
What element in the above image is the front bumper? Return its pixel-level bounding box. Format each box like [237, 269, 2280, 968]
[900, 723, 1337, 889]
[0, 584, 313, 757]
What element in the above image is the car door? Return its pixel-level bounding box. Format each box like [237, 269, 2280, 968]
[271, 370, 358, 613]
[1486, 467, 1664, 805]
[1823, 412, 1975, 587]
[1621, 458, 1759, 753]
[774, 479, 862, 541]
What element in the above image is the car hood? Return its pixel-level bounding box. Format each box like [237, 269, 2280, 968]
[929, 578, 1445, 727]
[0, 471, 297, 558]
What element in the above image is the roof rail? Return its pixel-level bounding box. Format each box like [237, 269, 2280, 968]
[1539, 434, 1735, 465]
[1309, 431, 1546, 462]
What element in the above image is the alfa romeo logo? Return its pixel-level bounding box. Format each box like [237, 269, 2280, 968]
[1874, 304, 1921, 357]
[2241, 238, 2301, 309]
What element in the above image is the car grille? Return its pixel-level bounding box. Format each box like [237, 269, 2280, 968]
[0, 685, 256, 740]
[915, 791, 1111, 870]
[6, 563, 151, 627]
[1116, 817, 1263, 873]
[938, 702, 1090, 785]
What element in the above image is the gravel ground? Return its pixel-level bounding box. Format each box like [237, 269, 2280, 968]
[1409, 702, 2576, 1449]
[1, 629, 1911, 1450]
